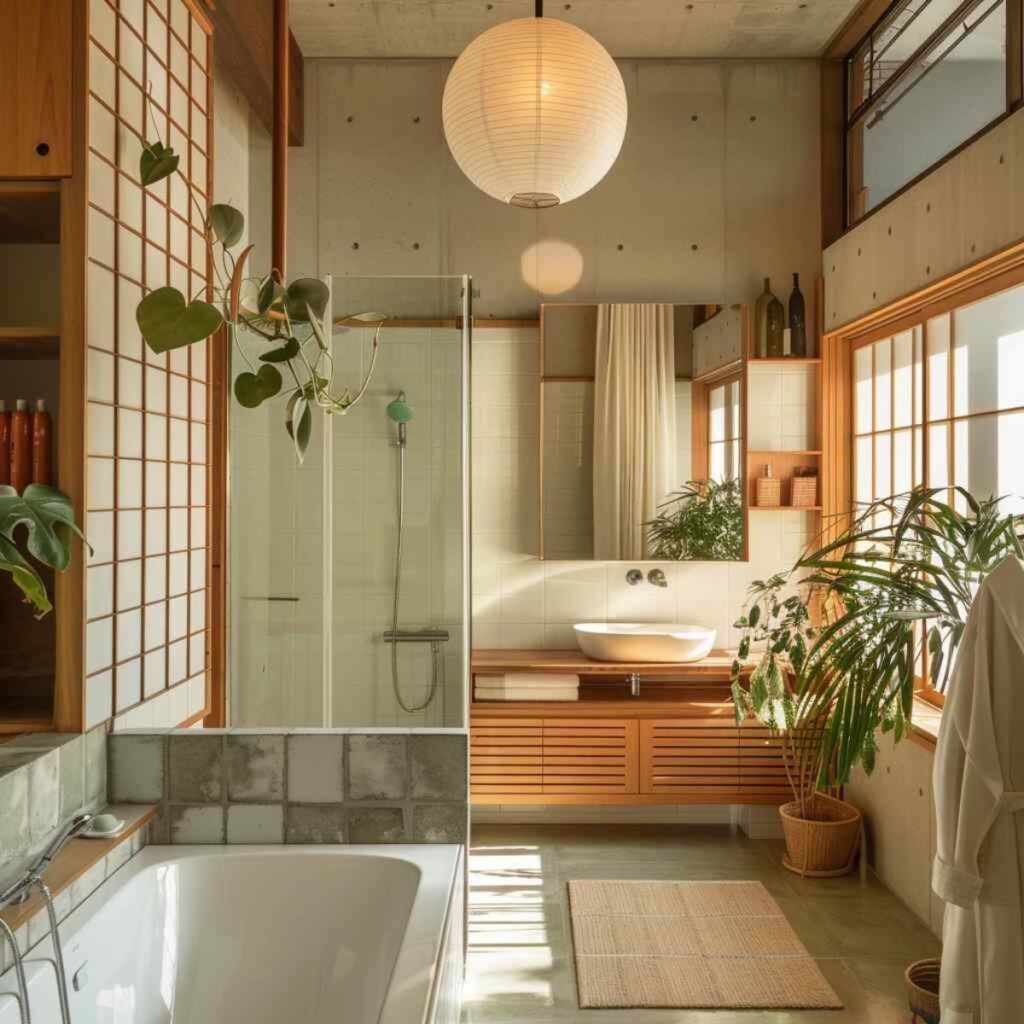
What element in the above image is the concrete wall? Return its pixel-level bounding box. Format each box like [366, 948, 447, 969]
[257, 58, 821, 320]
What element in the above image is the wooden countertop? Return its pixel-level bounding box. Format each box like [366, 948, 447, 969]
[471, 648, 750, 678]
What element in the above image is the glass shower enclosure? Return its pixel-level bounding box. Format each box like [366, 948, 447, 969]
[228, 275, 470, 728]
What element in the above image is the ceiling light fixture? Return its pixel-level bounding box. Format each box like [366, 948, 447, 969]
[442, 0, 628, 209]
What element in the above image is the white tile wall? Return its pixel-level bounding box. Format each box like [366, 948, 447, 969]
[471, 327, 818, 649]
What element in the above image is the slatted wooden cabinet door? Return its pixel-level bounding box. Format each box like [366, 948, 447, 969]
[470, 717, 544, 797]
[471, 717, 638, 797]
[640, 718, 741, 798]
[739, 721, 792, 800]
[543, 719, 638, 795]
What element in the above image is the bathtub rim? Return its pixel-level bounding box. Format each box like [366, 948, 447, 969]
[5, 843, 463, 1024]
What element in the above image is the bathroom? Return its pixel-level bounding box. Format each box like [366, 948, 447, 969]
[1, 0, 1023, 1021]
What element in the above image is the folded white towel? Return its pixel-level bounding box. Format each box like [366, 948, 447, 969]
[479, 673, 581, 688]
[474, 687, 579, 702]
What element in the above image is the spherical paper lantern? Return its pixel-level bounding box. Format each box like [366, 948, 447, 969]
[442, 17, 628, 209]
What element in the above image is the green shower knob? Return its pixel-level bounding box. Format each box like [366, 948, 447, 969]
[387, 393, 413, 423]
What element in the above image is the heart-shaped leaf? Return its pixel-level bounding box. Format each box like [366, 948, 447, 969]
[234, 365, 283, 408]
[285, 392, 313, 463]
[257, 275, 278, 314]
[209, 203, 245, 248]
[140, 140, 179, 186]
[260, 337, 300, 363]
[137, 286, 223, 353]
[283, 278, 329, 322]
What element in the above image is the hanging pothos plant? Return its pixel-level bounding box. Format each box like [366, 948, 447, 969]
[133, 132, 386, 462]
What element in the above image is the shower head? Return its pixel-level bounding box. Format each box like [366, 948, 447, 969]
[386, 393, 413, 424]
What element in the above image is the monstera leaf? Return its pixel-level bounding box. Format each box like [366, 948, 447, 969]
[137, 286, 223, 353]
[0, 485, 88, 617]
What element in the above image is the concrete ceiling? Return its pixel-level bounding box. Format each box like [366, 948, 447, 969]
[290, 0, 865, 59]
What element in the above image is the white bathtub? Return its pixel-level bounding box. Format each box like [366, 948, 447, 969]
[0, 845, 464, 1024]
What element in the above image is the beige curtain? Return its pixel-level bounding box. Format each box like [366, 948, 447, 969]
[593, 304, 676, 560]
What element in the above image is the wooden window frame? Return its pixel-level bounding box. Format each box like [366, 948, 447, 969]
[823, 239, 1024, 707]
[821, 0, 1024, 245]
[692, 367, 743, 484]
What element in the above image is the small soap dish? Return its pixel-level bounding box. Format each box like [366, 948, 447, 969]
[81, 814, 127, 840]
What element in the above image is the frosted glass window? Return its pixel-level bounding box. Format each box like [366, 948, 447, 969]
[707, 376, 742, 482]
[873, 338, 892, 431]
[952, 288, 1024, 417]
[892, 331, 914, 428]
[926, 316, 950, 421]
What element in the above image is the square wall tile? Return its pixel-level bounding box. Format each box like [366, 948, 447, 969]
[109, 735, 165, 802]
[348, 735, 407, 801]
[226, 735, 285, 801]
[285, 805, 346, 844]
[170, 805, 225, 844]
[348, 807, 405, 843]
[410, 734, 467, 801]
[227, 804, 284, 844]
[410, 803, 467, 844]
[286, 735, 344, 803]
[168, 734, 223, 802]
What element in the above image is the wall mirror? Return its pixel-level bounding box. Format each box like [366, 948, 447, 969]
[539, 302, 748, 561]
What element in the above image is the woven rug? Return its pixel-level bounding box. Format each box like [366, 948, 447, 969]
[567, 880, 842, 1010]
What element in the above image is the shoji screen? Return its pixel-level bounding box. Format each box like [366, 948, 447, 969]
[85, 0, 212, 729]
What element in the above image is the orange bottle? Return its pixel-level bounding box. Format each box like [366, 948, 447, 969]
[10, 399, 31, 494]
[31, 399, 51, 486]
[0, 400, 10, 487]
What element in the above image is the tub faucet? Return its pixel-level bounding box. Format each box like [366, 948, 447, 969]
[29, 814, 93, 879]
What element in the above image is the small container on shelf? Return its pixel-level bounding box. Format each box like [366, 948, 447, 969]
[31, 399, 51, 485]
[791, 466, 818, 508]
[755, 463, 781, 507]
[0, 400, 10, 486]
[10, 399, 31, 494]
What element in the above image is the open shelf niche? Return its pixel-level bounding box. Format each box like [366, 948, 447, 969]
[0, 182, 63, 731]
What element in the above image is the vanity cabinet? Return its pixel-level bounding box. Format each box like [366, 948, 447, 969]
[469, 652, 790, 806]
[0, 0, 73, 178]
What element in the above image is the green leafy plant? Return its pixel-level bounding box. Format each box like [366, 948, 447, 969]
[134, 130, 386, 462]
[645, 477, 743, 560]
[732, 487, 1024, 801]
[0, 485, 88, 617]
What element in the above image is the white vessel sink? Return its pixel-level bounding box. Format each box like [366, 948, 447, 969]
[574, 622, 716, 663]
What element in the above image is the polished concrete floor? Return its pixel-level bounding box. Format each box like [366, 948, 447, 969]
[461, 823, 941, 1023]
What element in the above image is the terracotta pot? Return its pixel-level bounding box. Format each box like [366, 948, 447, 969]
[779, 792, 862, 877]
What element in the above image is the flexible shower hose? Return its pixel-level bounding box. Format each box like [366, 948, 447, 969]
[391, 441, 443, 713]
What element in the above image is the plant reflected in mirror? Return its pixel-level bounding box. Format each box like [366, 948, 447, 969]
[645, 478, 743, 561]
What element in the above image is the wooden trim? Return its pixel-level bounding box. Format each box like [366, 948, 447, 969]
[823, 0, 896, 60]
[821, 59, 846, 247]
[475, 318, 540, 329]
[271, 0, 288, 280]
[0, 805, 158, 933]
[52, 0, 90, 733]
[1008, 0, 1024, 108]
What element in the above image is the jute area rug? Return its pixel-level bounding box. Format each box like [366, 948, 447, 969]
[567, 879, 843, 1010]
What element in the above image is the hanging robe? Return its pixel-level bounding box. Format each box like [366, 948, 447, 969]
[932, 555, 1024, 1024]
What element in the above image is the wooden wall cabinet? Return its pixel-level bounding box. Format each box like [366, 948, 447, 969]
[0, 0, 73, 178]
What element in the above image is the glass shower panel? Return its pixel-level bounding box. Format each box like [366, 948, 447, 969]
[329, 277, 468, 727]
[228, 275, 470, 729]
[228, 286, 328, 727]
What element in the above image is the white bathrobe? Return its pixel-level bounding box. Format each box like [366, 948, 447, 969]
[932, 555, 1024, 1024]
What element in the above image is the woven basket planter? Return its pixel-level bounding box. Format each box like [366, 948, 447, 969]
[779, 793, 862, 877]
[905, 958, 940, 1023]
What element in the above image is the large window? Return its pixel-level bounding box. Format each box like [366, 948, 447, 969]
[852, 278, 1024, 702]
[853, 282, 1024, 514]
[846, 0, 1014, 224]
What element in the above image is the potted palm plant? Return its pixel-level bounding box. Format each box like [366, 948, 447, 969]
[645, 477, 743, 560]
[732, 487, 1024, 875]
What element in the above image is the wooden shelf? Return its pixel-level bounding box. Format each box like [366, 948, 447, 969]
[0, 182, 61, 244]
[472, 648, 749, 679]
[750, 505, 822, 512]
[749, 358, 819, 366]
[747, 449, 822, 457]
[0, 326, 60, 359]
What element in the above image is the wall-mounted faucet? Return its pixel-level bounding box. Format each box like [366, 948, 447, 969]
[647, 568, 668, 587]
[625, 569, 644, 585]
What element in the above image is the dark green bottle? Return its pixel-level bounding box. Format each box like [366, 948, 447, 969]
[766, 287, 784, 357]
[788, 272, 807, 357]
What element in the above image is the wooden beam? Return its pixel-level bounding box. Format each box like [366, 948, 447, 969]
[273, 0, 289, 279]
[201, 0, 304, 147]
[820, 59, 846, 248]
